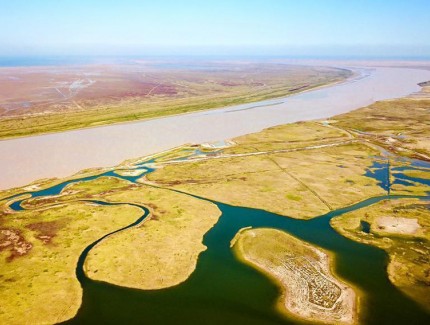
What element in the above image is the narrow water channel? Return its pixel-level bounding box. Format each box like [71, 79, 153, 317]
[5, 156, 430, 324]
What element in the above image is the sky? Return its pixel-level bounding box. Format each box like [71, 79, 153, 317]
[1, 0, 430, 57]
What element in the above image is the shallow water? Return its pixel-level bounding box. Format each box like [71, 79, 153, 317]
[365, 159, 390, 194]
[2, 66, 430, 190]
[360, 220, 371, 234]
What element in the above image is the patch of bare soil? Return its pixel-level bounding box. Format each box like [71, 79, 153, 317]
[375, 216, 421, 235]
[0, 228, 32, 261]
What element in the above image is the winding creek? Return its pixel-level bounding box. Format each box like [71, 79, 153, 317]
[4, 151, 430, 324]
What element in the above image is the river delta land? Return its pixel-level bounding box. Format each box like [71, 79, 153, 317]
[0, 62, 430, 324]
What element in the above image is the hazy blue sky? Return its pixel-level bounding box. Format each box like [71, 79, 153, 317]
[1, 0, 430, 57]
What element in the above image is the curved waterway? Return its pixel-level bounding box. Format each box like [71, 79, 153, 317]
[5, 155, 430, 324]
[2, 66, 430, 190]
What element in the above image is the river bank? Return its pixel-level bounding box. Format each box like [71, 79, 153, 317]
[1, 131, 429, 323]
[1, 66, 430, 190]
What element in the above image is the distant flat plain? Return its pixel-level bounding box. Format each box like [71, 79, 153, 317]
[0, 62, 346, 138]
[1, 64, 430, 189]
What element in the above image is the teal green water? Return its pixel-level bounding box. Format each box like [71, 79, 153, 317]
[5, 156, 430, 324]
[63, 196, 429, 325]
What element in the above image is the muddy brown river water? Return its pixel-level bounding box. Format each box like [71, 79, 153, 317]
[1, 66, 430, 190]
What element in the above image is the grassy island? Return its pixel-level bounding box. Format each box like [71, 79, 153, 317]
[147, 123, 386, 219]
[232, 227, 357, 324]
[20, 176, 221, 290]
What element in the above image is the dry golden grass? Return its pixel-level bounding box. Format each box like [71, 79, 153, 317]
[233, 227, 356, 324]
[401, 170, 430, 180]
[85, 185, 221, 289]
[334, 97, 430, 158]
[223, 121, 349, 154]
[0, 202, 141, 324]
[268, 143, 386, 209]
[148, 140, 385, 219]
[330, 199, 430, 311]
[19, 176, 221, 290]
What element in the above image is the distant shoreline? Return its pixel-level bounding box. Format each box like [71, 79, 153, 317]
[1, 55, 430, 68]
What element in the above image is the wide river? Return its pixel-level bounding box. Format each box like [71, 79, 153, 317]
[1, 66, 430, 190]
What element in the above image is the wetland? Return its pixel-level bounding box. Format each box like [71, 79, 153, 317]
[1, 65, 430, 324]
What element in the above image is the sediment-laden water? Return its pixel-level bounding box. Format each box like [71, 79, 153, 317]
[2, 66, 430, 190]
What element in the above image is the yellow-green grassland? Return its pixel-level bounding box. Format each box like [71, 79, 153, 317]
[331, 198, 430, 311]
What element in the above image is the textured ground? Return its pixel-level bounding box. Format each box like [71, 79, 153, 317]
[146, 123, 386, 219]
[232, 228, 356, 324]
